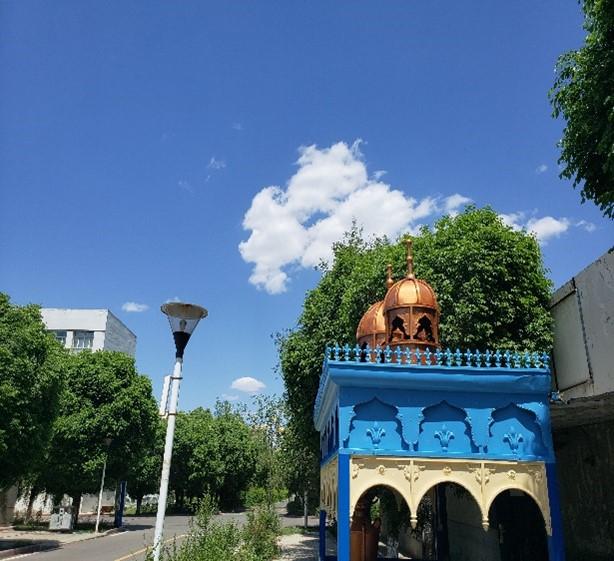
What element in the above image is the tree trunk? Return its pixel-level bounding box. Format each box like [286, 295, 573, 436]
[25, 485, 40, 522]
[72, 493, 82, 527]
[136, 496, 143, 516]
[303, 489, 308, 529]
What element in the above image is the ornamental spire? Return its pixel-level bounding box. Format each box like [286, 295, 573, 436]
[406, 238, 415, 279]
[386, 263, 394, 289]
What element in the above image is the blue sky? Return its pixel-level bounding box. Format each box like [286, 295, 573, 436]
[1, 2, 612, 411]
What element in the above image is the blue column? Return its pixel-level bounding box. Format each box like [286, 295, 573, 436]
[319, 509, 327, 561]
[337, 453, 350, 561]
[546, 462, 566, 561]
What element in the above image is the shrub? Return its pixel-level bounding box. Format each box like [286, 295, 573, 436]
[244, 502, 281, 560]
[149, 494, 280, 561]
[245, 486, 268, 508]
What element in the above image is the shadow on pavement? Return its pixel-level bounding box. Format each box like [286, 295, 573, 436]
[124, 523, 154, 531]
[0, 538, 61, 557]
[280, 536, 319, 561]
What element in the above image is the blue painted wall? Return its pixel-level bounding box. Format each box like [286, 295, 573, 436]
[316, 356, 555, 464]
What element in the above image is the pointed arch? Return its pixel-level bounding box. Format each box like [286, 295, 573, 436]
[485, 486, 551, 535]
[418, 400, 477, 454]
[344, 396, 410, 451]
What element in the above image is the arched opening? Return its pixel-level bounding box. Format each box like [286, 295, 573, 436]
[413, 482, 485, 561]
[389, 315, 410, 342]
[351, 485, 411, 561]
[488, 489, 548, 561]
[413, 315, 435, 342]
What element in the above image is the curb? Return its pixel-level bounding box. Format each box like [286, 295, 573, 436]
[0, 527, 125, 560]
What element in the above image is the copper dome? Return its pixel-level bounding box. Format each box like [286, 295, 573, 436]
[382, 238, 440, 352]
[383, 277, 438, 311]
[356, 300, 386, 348]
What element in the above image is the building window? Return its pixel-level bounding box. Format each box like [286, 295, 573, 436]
[52, 330, 67, 346]
[73, 331, 94, 350]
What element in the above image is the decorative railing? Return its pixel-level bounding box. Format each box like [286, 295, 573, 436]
[325, 344, 550, 370]
[314, 344, 551, 422]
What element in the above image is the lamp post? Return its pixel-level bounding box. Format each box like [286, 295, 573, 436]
[95, 437, 113, 533]
[152, 302, 208, 561]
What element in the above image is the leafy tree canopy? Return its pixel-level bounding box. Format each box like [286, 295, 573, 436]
[550, 0, 614, 218]
[170, 403, 265, 511]
[0, 294, 65, 488]
[126, 418, 165, 514]
[39, 350, 158, 503]
[279, 207, 554, 496]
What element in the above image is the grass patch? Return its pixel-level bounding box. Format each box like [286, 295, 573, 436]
[280, 525, 319, 536]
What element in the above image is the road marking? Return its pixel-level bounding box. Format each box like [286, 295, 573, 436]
[113, 534, 187, 561]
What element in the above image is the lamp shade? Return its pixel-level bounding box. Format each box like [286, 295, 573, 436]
[161, 302, 208, 358]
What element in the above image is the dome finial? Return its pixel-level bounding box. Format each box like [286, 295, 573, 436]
[386, 263, 394, 289]
[406, 238, 415, 279]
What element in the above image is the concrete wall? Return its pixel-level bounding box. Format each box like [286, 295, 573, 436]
[554, 420, 614, 561]
[41, 308, 136, 358]
[0, 486, 18, 526]
[550, 249, 614, 560]
[446, 486, 501, 561]
[551, 249, 614, 400]
[104, 311, 136, 356]
[14, 490, 116, 518]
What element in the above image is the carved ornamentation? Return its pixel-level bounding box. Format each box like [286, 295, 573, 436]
[403, 465, 412, 482]
[507, 469, 517, 480]
[403, 462, 425, 483]
[351, 463, 360, 479]
[366, 422, 386, 448]
[443, 466, 452, 476]
[503, 427, 524, 454]
[529, 466, 544, 483]
[378, 465, 386, 475]
[434, 425, 455, 452]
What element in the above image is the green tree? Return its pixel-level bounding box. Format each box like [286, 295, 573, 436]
[550, 0, 614, 218]
[170, 407, 221, 509]
[278, 207, 554, 498]
[0, 294, 65, 489]
[170, 404, 260, 511]
[126, 418, 164, 514]
[213, 401, 259, 510]
[38, 350, 158, 519]
[245, 394, 286, 496]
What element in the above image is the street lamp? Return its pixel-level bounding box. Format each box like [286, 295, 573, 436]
[152, 302, 208, 561]
[95, 437, 113, 533]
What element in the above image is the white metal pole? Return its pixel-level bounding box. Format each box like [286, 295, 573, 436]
[94, 454, 108, 533]
[152, 357, 183, 561]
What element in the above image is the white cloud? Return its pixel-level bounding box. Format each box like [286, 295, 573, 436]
[443, 193, 473, 216]
[239, 141, 472, 294]
[526, 216, 570, 243]
[178, 179, 193, 193]
[499, 212, 526, 231]
[231, 376, 266, 393]
[165, 296, 181, 303]
[232, 122, 243, 131]
[576, 220, 596, 233]
[122, 302, 149, 313]
[500, 212, 576, 244]
[535, 164, 548, 174]
[208, 157, 226, 170]
[220, 393, 239, 402]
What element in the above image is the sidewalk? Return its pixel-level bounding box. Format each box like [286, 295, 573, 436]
[0, 525, 122, 559]
[277, 533, 320, 561]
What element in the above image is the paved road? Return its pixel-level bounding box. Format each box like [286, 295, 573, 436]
[6, 510, 318, 561]
[5, 514, 236, 561]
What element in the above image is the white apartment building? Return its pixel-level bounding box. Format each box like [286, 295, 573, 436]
[41, 308, 136, 357]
